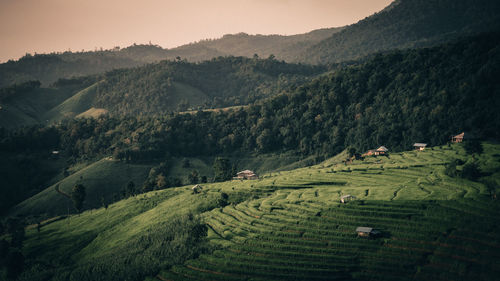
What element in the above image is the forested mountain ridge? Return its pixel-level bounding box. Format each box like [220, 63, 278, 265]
[2, 0, 499, 88]
[0, 57, 325, 127]
[2, 31, 498, 169]
[93, 56, 326, 115]
[302, 0, 500, 64]
[0, 28, 339, 88]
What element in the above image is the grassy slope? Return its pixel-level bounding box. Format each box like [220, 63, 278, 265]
[42, 82, 101, 123]
[0, 87, 80, 129]
[11, 153, 304, 218]
[20, 143, 500, 280]
[11, 158, 153, 218]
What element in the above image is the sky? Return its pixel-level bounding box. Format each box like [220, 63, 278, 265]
[0, 0, 393, 62]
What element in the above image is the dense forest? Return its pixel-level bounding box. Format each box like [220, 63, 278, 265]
[2, 31, 499, 213]
[93, 56, 326, 115]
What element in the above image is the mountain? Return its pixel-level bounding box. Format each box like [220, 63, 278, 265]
[302, 0, 500, 63]
[0, 57, 325, 128]
[161, 28, 343, 62]
[2, 0, 499, 89]
[0, 29, 340, 88]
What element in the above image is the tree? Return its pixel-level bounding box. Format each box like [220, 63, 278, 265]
[71, 184, 86, 213]
[444, 161, 459, 178]
[6, 249, 24, 280]
[348, 147, 357, 158]
[216, 192, 229, 207]
[213, 157, 233, 182]
[182, 158, 191, 168]
[464, 139, 483, 155]
[126, 181, 136, 197]
[462, 162, 481, 181]
[188, 170, 199, 184]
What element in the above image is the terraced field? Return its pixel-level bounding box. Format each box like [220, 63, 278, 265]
[154, 144, 500, 281]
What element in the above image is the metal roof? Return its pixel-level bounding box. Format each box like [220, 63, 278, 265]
[413, 143, 427, 147]
[356, 227, 373, 233]
[376, 146, 388, 152]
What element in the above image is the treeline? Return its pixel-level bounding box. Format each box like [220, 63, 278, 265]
[0, 45, 169, 88]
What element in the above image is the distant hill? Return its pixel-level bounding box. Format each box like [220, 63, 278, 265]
[0, 57, 325, 127]
[0, 29, 340, 88]
[302, 0, 500, 63]
[161, 28, 343, 62]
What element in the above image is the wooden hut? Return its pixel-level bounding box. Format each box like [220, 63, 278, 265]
[413, 143, 427, 151]
[192, 184, 203, 193]
[233, 170, 259, 180]
[451, 132, 476, 143]
[356, 227, 381, 237]
[374, 146, 388, 156]
[340, 195, 356, 203]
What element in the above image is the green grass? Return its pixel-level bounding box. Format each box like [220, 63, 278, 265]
[10, 158, 154, 218]
[42, 82, 101, 123]
[16, 143, 500, 281]
[0, 86, 81, 128]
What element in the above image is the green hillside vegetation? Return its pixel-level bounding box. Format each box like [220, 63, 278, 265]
[10, 158, 153, 218]
[2, 0, 499, 90]
[10, 153, 309, 219]
[1, 56, 325, 126]
[0, 46, 158, 88]
[75, 108, 109, 119]
[302, 0, 500, 64]
[1, 32, 497, 216]
[163, 28, 343, 62]
[92, 56, 325, 115]
[9, 143, 500, 281]
[42, 82, 101, 123]
[12, 31, 494, 162]
[0, 28, 338, 88]
[0, 80, 93, 129]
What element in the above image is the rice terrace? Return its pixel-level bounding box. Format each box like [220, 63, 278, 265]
[19, 143, 500, 281]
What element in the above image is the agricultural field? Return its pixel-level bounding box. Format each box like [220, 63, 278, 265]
[17, 143, 500, 281]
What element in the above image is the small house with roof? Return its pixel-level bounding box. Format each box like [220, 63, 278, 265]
[356, 227, 381, 237]
[451, 132, 476, 143]
[340, 195, 356, 203]
[374, 146, 388, 156]
[192, 184, 203, 194]
[233, 170, 259, 180]
[413, 143, 427, 151]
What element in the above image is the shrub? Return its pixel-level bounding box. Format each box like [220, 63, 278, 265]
[461, 162, 481, 181]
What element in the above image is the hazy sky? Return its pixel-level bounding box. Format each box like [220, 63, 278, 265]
[0, 0, 393, 62]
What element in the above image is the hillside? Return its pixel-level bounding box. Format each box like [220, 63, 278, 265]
[302, 0, 500, 63]
[14, 143, 500, 281]
[0, 28, 338, 88]
[162, 28, 343, 62]
[3, 0, 499, 89]
[2, 31, 498, 216]
[9, 153, 309, 219]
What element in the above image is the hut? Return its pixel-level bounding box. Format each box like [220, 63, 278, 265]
[233, 170, 259, 180]
[413, 143, 427, 151]
[356, 227, 381, 237]
[192, 184, 203, 194]
[451, 132, 476, 143]
[340, 195, 356, 203]
[374, 146, 388, 156]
